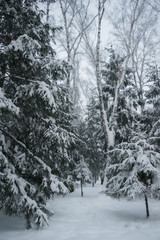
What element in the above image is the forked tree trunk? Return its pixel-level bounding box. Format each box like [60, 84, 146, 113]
[145, 195, 149, 218]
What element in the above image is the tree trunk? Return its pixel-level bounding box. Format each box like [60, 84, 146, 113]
[96, 0, 114, 150]
[25, 214, 31, 229]
[92, 180, 94, 187]
[46, 0, 50, 23]
[0, 79, 4, 88]
[145, 195, 149, 218]
[59, 0, 71, 89]
[100, 175, 104, 185]
[80, 179, 83, 197]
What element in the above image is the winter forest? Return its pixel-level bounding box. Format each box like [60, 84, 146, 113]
[0, 0, 160, 239]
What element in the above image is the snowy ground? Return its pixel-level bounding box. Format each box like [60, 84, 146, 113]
[1, 183, 160, 240]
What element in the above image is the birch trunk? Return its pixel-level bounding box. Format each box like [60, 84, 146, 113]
[95, 0, 114, 149]
[46, 0, 50, 23]
[59, 0, 71, 89]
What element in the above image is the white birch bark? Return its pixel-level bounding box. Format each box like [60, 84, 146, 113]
[95, 0, 115, 148]
[59, 0, 71, 89]
[93, 0, 145, 149]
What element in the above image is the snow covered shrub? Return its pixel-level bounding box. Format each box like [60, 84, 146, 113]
[104, 135, 160, 218]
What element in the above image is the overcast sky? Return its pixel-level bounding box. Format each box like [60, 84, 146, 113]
[38, 0, 160, 112]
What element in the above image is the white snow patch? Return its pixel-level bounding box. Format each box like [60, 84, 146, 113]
[1, 183, 160, 240]
[7, 34, 41, 52]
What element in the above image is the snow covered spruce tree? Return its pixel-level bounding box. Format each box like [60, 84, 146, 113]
[73, 156, 92, 197]
[101, 47, 138, 145]
[145, 64, 160, 150]
[0, 0, 79, 228]
[104, 131, 160, 218]
[80, 48, 138, 185]
[103, 51, 160, 219]
[84, 95, 105, 185]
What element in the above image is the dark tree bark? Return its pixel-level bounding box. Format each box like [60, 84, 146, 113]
[80, 179, 83, 197]
[25, 214, 31, 230]
[46, 0, 50, 22]
[145, 195, 149, 218]
[0, 79, 4, 88]
[101, 176, 104, 185]
[92, 181, 94, 187]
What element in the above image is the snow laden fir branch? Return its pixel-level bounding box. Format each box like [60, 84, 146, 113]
[0, 129, 68, 228]
[104, 136, 160, 218]
[0, 77, 77, 228]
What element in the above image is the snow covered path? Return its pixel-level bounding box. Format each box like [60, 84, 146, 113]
[1, 183, 160, 240]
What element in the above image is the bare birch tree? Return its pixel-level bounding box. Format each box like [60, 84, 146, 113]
[83, 0, 153, 149]
[40, 0, 55, 23]
[110, 0, 159, 113]
[147, 0, 160, 12]
[58, 0, 97, 106]
[83, 0, 122, 149]
[58, 0, 87, 86]
[95, 0, 110, 148]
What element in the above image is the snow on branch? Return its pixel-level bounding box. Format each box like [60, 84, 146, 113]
[0, 127, 68, 195]
[0, 88, 19, 114]
[105, 137, 160, 200]
[14, 81, 56, 112]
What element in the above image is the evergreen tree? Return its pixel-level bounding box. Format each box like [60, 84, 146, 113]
[0, 0, 78, 228]
[104, 131, 160, 218]
[145, 64, 160, 149]
[85, 95, 105, 184]
[73, 156, 92, 197]
[82, 48, 139, 185]
[101, 47, 138, 145]
[103, 53, 160, 219]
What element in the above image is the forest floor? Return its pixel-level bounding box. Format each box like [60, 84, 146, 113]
[1, 183, 160, 240]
